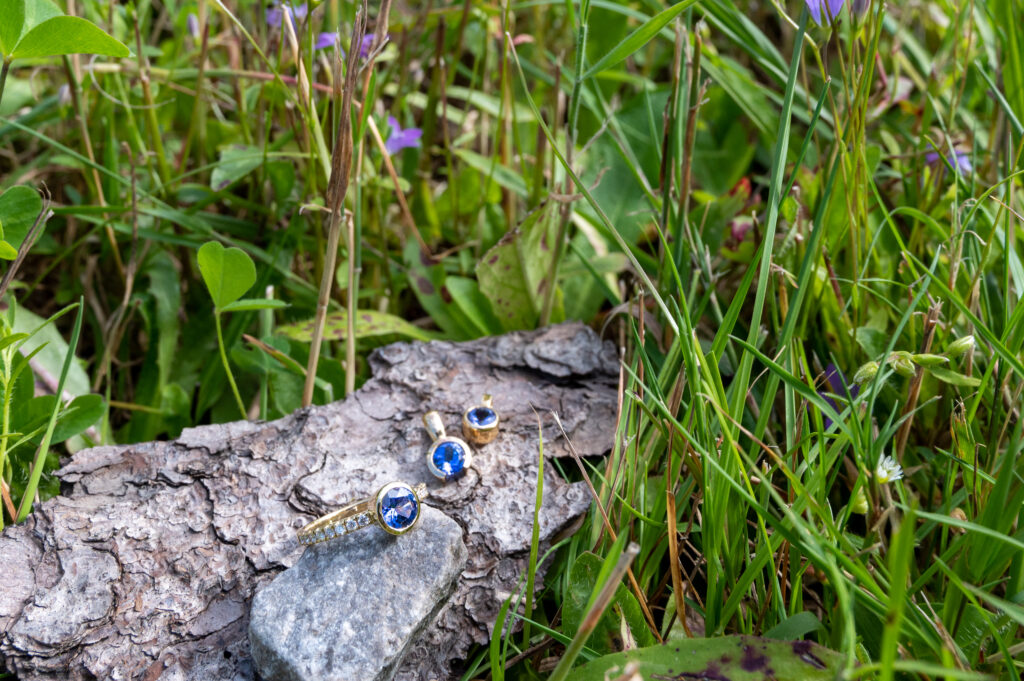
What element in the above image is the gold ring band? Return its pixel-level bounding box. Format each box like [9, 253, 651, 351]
[297, 481, 428, 546]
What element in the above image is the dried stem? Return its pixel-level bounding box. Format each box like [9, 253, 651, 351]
[302, 10, 364, 406]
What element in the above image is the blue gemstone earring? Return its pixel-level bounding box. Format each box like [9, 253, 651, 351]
[422, 411, 474, 481]
[462, 394, 499, 446]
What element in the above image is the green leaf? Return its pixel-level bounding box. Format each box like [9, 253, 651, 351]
[11, 16, 130, 60]
[0, 0, 25, 57]
[444, 276, 504, 336]
[277, 310, 436, 343]
[581, 0, 701, 79]
[927, 366, 982, 388]
[22, 0, 62, 37]
[855, 325, 888, 358]
[567, 636, 843, 681]
[476, 204, 560, 331]
[0, 332, 29, 352]
[912, 353, 949, 367]
[0, 240, 18, 260]
[12, 302, 90, 397]
[0, 185, 42, 251]
[402, 240, 476, 340]
[210, 145, 263, 191]
[51, 393, 103, 443]
[219, 298, 288, 313]
[562, 552, 654, 655]
[196, 241, 256, 309]
[12, 392, 102, 446]
[762, 612, 824, 640]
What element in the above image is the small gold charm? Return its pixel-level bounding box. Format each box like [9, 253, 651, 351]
[462, 394, 499, 446]
[423, 411, 474, 481]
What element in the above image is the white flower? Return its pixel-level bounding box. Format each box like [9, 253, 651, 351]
[875, 455, 904, 484]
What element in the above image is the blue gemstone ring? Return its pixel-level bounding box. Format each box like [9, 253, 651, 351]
[297, 481, 427, 545]
[422, 410, 474, 481]
[462, 394, 500, 446]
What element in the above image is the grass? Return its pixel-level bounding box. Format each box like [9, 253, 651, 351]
[1, 0, 1023, 679]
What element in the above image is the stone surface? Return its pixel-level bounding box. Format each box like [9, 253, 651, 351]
[249, 506, 467, 681]
[0, 322, 618, 680]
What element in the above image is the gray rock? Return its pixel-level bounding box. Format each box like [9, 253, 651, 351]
[249, 506, 467, 681]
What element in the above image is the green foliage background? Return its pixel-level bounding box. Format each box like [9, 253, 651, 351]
[1, 0, 1023, 678]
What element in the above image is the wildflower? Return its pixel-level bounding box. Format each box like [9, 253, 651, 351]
[265, 3, 307, 28]
[385, 116, 422, 155]
[850, 485, 868, 514]
[946, 335, 975, 358]
[315, 32, 338, 50]
[874, 454, 903, 484]
[806, 0, 844, 25]
[925, 149, 972, 175]
[816, 363, 859, 429]
[852, 361, 879, 384]
[359, 34, 377, 58]
[187, 13, 200, 39]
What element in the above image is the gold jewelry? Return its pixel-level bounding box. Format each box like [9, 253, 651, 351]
[462, 394, 499, 446]
[297, 481, 428, 545]
[422, 411, 474, 481]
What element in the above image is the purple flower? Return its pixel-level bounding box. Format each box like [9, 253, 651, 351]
[359, 34, 377, 58]
[187, 13, 200, 39]
[806, 0, 844, 25]
[925, 150, 973, 175]
[385, 116, 422, 154]
[265, 3, 308, 28]
[817, 363, 859, 429]
[315, 32, 338, 50]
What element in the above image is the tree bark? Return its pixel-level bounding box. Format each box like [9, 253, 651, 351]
[0, 323, 618, 681]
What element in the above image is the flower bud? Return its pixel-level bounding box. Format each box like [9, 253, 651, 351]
[889, 351, 916, 377]
[912, 353, 948, 367]
[946, 335, 976, 358]
[850, 486, 869, 515]
[853, 361, 879, 384]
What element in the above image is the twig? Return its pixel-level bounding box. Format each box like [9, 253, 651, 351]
[894, 300, 941, 459]
[302, 9, 364, 406]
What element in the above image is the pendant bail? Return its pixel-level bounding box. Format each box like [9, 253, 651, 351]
[422, 410, 446, 441]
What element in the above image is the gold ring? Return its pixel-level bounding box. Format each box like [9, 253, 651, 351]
[297, 481, 428, 545]
[422, 411, 474, 481]
[462, 394, 499, 445]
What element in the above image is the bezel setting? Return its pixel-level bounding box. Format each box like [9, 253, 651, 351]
[425, 436, 473, 481]
[462, 395, 500, 446]
[374, 481, 423, 535]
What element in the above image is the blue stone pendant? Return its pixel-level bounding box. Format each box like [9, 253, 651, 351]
[462, 394, 499, 446]
[422, 411, 474, 481]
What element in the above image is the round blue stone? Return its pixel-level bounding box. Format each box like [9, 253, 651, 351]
[432, 441, 467, 479]
[466, 407, 497, 428]
[379, 486, 418, 531]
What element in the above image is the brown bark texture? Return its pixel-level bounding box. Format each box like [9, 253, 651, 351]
[0, 322, 617, 680]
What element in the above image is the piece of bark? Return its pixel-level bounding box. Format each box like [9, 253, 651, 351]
[0, 322, 618, 680]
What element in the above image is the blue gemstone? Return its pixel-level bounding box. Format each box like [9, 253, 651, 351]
[466, 407, 497, 428]
[432, 441, 467, 479]
[379, 486, 419, 531]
